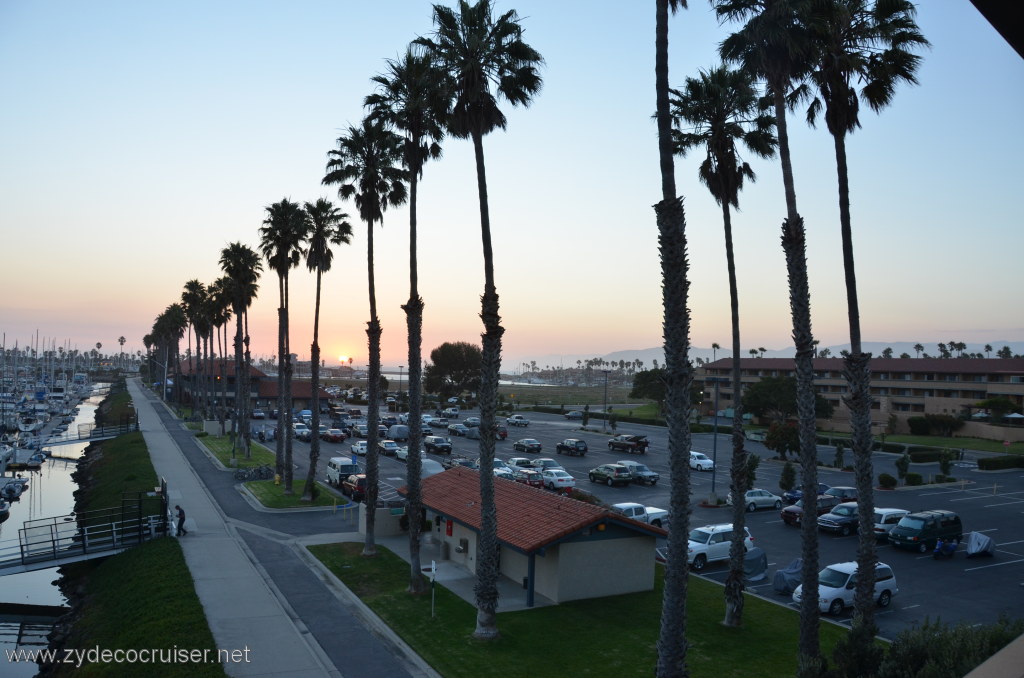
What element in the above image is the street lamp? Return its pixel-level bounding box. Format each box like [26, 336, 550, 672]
[399, 365, 404, 402]
[602, 370, 610, 433]
[710, 377, 721, 498]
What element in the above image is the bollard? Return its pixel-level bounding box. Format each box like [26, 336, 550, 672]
[275, 473, 281, 486]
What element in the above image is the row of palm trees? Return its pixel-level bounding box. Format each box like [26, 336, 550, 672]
[655, 1, 927, 676]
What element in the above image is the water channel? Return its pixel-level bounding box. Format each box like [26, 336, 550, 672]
[0, 386, 108, 677]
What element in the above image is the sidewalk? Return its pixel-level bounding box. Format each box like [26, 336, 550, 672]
[127, 379, 336, 678]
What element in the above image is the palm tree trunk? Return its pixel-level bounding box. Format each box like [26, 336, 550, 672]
[233, 302, 244, 461]
[655, 0, 676, 203]
[219, 325, 227, 437]
[283, 275, 294, 494]
[404, 170, 428, 595]
[275, 274, 286, 477]
[364, 219, 381, 557]
[654, 197, 694, 678]
[833, 129, 880, 670]
[722, 200, 747, 628]
[242, 309, 253, 459]
[471, 128, 501, 640]
[303, 269, 323, 502]
[775, 89, 824, 676]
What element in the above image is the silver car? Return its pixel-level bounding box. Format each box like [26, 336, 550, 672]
[728, 488, 782, 512]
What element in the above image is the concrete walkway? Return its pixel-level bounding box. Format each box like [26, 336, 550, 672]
[127, 379, 438, 678]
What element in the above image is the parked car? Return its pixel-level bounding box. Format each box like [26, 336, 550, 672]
[494, 425, 508, 440]
[611, 502, 669, 528]
[728, 488, 783, 512]
[616, 459, 659, 486]
[689, 451, 714, 471]
[494, 466, 516, 480]
[513, 438, 542, 454]
[463, 416, 481, 428]
[782, 482, 831, 506]
[448, 423, 470, 437]
[423, 435, 452, 455]
[251, 409, 267, 420]
[293, 423, 312, 442]
[793, 561, 898, 616]
[321, 428, 346, 443]
[555, 438, 588, 456]
[326, 458, 361, 486]
[687, 523, 754, 571]
[780, 494, 843, 526]
[817, 502, 860, 536]
[506, 457, 534, 469]
[395, 446, 426, 462]
[824, 486, 858, 502]
[513, 468, 544, 488]
[341, 474, 368, 502]
[529, 457, 563, 472]
[353, 424, 369, 438]
[442, 407, 460, 419]
[873, 508, 912, 541]
[350, 440, 369, 456]
[506, 414, 530, 427]
[607, 435, 649, 454]
[887, 510, 963, 553]
[541, 469, 576, 491]
[589, 463, 634, 487]
[429, 417, 450, 428]
[381, 415, 399, 427]
[377, 439, 400, 456]
[564, 410, 583, 420]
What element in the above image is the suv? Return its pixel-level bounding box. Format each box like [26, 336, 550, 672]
[341, 474, 368, 502]
[423, 436, 452, 454]
[616, 459, 659, 486]
[589, 463, 633, 487]
[556, 439, 588, 456]
[689, 451, 714, 471]
[793, 561, 898, 616]
[887, 510, 963, 553]
[687, 524, 754, 571]
[817, 502, 860, 536]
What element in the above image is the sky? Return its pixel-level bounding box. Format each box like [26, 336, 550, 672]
[2, 1, 1022, 371]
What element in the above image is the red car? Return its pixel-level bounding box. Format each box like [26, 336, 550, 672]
[341, 474, 367, 502]
[513, 468, 544, 488]
[321, 428, 347, 443]
[780, 494, 842, 526]
[495, 425, 508, 440]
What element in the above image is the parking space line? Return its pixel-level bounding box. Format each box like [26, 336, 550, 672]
[984, 500, 1024, 507]
[901, 604, 920, 610]
[996, 540, 1024, 547]
[964, 557, 1024, 572]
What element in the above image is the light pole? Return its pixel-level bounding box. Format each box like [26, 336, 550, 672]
[710, 377, 720, 498]
[399, 365, 404, 403]
[602, 369, 610, 433]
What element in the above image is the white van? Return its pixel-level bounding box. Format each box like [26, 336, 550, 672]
[326, 457, 362, 487]
[793, 561, 898, 616]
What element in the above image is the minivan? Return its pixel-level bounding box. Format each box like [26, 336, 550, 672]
[887, 510, 963, 553]
[873, 508, 911, 542]
[793, 561, 898, 616]
[326, 457, 361, 487]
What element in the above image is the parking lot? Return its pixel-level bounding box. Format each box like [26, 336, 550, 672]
[268, 407, 1024, 640]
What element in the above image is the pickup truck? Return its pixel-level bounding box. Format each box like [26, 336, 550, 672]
[611, 502, 669, 528]
[607, 435, 649, 454]
[506, 414, 530, 427]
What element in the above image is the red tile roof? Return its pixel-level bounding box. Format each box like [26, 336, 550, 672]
[703, 357, 1024, 375]
[178, 358, 266, 378]
[257, 380, 330, 399]
[414, 467, 664, 553]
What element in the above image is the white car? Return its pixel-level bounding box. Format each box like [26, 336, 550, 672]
[350, 440, 369, 456]
[395, 446, 426, 462]
[377, 439, 400, 456]
[541, 469, 575, 491]
[727, 488, 783, 512]
[506, 457, 534, 469]
[689, 451, 715, 471]
[494, 466, 515, 480]
[687, 523, 754, 571]
[793, 561, 898, 616]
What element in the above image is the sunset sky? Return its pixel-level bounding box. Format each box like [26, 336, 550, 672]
[2, 1, 1021, 370]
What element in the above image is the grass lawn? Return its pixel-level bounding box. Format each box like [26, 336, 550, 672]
[199, 435, 277, 468]
[308, 543, 851, 678]
[77, 432, 162, 517]
[244, 479, 339, 508]
[820, 432, 1024, 455]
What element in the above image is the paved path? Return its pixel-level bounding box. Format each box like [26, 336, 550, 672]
[127, 379, 437, 678]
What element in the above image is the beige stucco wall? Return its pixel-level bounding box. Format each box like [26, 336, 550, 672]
[555, 536, 656, 602]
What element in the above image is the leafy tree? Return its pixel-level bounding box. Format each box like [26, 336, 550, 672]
[877, 615, 1024, 678]
[630, 368, 667, 412]
[324, 118, 408, 553]
[742, 376, 833, 422]
[743, 453, 760, 492]
[582, 403, 590, 428]
[833, 441, 845, 469]
[765, 421, 800, 461]
[424, 342, 482, 401]
[899, 352, 911, 359]
[975, 396, 1018, 420]
[802, 0, 928, 660]
[259, 199, 309, 494]
[881, 347, 893, 359]
[779, 461, 797, 493]
[924, 413, 965, 437]
[301, 198, 352, 503]
[366, 46, 450, 595]
[913, 343, 923, 357]
[997, 346, 1014, 359]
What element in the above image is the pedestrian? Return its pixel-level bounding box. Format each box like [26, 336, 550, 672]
[175, 504, 188, 536]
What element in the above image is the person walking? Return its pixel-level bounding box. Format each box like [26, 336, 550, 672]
[175, 504, 188, 536]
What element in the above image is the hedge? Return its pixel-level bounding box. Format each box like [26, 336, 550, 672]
[977, 455, 1024, 470]
[878, 473, 897, 489]
[904, 472, 924, 486]
[909, 449, 942, 463]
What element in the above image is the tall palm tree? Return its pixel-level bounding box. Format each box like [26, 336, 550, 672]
[671, 64, 776, 628]
[653, 2, 697, 676]
[153, 303, 187, 403]
[220, 242, 261, 459]
[416, 0, 542, 639]
[181, 280, 207, 419]
[366, 46, 450, 594]
[711, 342, 721, 361]
[208, 277, 234, 436]
[118, 336, 126, 370]
[802, 0, 928, 670]
[259, 199, 310, 493]
[301, 198, 352, 502]
[323, 117, 407, 555]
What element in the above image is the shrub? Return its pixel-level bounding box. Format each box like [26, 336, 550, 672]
[904, 472, 923, 486]
[744, 454, 761, 492]
[939, 448, 954, 476]
[878, 473, 897, 489]
[906, 416, 929, 435]
[779, 462, 797, 493]
[195, 431, 209, 438]
[934, 474, 946, 483]
[877, 442, 904, 454]
[895, 453, 910, 481]
[878, 615, 1024, 678]
[833, 442, 845, 469]
[977, 455, 1024, 470]
[909, 449, 942, 463]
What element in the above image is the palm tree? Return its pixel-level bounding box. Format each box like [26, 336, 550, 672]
[259, 199, 310, 493]
[416, 0, 542, 639]
[208, 277, 234, 435]
[153, 303, 187, 402]
[802, 1, 928, 669]
[181, 280, 207, 419]
[652, 1, 697, 676]
[913, 342, 923, 358]
[671, 63, 776, 628]
[118, 336, 126, 370]
[323, 117, 407, 555]
[220, 242, 261, 459]
[301, 198, 352, 502]
[715, 2, 820, 661]
[366, 46, 450, 593]
[985, 344, 993, 359]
